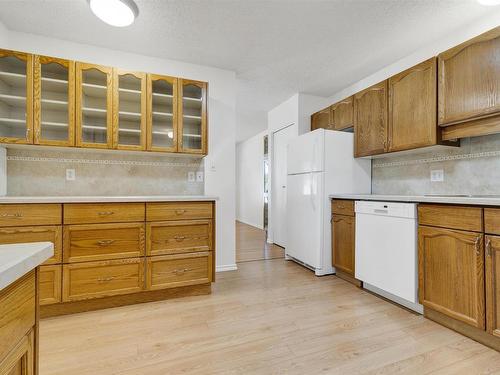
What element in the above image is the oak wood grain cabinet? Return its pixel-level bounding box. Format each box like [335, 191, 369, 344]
[354, 80, 388, 157]
[178, 79, 207, 154]
[331, 97, 353, 131]
[75, 62, 113, 149]
[0, 49, 33, 145]
[331, 214, 355, 276]
[33, 55, 75, 147]
[439, 27, 500, 140]
[310, 107, 332, 131]
[486, 235, 500, 337]
[39, 265, 62, 306]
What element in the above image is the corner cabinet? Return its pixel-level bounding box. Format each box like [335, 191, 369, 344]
[0, 49, 33, 144]
[354, 81, 388, 157]
[178, 79, 207, 154]
[75, 62, 113, 149]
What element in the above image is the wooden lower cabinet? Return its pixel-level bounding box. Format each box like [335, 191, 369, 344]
[418, 225, 485, 329]
[331, 215, 355, 276]
[486, 235, 500, 337]
[38, 265, 62, 306]
[62, 258, 144, 302]
[146, 252, 213, 290]
[0, 330, 34, 375]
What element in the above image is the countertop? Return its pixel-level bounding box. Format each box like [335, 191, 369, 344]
[0, 242, 54, 291]
[329, 194, 500, 206]
[0, 195, 219, 204]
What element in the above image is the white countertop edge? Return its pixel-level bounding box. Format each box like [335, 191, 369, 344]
[0, 196, 219, 204]
[0, 242, 54, 291]
[329, 194, 500, 206]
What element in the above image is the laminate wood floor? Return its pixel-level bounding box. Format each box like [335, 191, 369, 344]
[40, 259, 500, 375]
[236, 220, 284, 263]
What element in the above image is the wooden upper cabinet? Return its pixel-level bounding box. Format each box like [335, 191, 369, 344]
[75, 62, 113, 149]
[354, 80, 388, 157]
[0, 49, 33, 144]
[388, 58, 437, 152]
[178, 79, 207, 154]
[311, 107, 331, 131]
[438, 27, 500, 128]
[331, 97, 353, 130]
[147, 74, 178, 152]
[418, 226, 485, 329]
[112, 69, 147, 150]
[33, 55, 75, 147]
[486, 235, 500, 337]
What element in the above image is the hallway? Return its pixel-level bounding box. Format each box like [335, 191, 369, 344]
[235, 221, 284, 263]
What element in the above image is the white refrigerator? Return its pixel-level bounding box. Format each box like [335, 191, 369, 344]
[286, 129, 371, 276]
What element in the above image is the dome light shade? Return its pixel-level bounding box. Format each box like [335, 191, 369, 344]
[89, 0, 139, 27]
[477, 0, 500, 5]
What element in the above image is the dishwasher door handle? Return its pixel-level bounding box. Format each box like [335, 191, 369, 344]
[373, 209, 389, 214]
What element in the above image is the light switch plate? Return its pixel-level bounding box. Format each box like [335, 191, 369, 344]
[66, 169, 76, 181]
[196, 171, 204, 182]
[188, 172, 196, 182]
[430, 169, 444, 182]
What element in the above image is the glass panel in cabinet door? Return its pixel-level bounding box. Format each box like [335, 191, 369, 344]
[117, 74, 142, 147]
[151, 78, 175, 150]
[0, 54, 30, 142]
[81, 68, 109, 145]
[181, 83, 203, 151]
[39, 61, 72, 144]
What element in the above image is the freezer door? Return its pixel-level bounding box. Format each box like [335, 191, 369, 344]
[286, 172, 323, 268]
[287, 129, 324, 175]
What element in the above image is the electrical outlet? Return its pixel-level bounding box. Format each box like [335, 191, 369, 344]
[188, 172, 196, 182]
[430, 169, 444, 182]
[66, 169, 76, 181]
[196, 171, 204, 182]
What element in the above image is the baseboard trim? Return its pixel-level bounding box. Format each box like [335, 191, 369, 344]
[216, 264, 238, 272]
[236, 219, 264, 230]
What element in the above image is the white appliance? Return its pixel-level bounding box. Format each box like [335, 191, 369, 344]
[286, 129, 371, 276]
[355, 201, 423, 313]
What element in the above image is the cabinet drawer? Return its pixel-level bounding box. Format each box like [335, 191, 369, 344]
[0, 226, 62, 265]
[418, 204, 483, 232]
[146, 252, 212, 290]
[331, 200, 355, 216]
[485, 209, 500, 235]
[39, 265, 62, 306]
[63, 203, 145, 224]
[147, 219, 213, 256]
[146, 202, 213, 221]
[0, 204, 61, 227]
[63, 223, 145, 263]
[0, 272, 35, 363]
[62, 258, 144, 302]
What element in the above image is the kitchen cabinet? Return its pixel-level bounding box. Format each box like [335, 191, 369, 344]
[388, 58, 437, 152]
[147, 74, 177, 152]
[112, 69, 147, 150]
[0, 329, 34, 375]
[75, 62, 114, 149]
[39, 265, 62, 306]
[331, 97, 353, 131]
[418, 225, 484, 329]
[486, 235, 500, 337]
[33, 55, 75, 147]
[331, 214, 355, 276]
[0, 49, 33, 144]
[439, 27, 500, 140]
[353, 80, 388, 157]
[178, 79, 207, 154]
[310, 107, 331, 131]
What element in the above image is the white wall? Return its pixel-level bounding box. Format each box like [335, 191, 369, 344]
[236, 130, 266, 229]
[1, 27, 237, 272]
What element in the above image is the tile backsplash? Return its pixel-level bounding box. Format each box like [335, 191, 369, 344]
[6, 147, 204, 196]
[372, 133, 500, 196]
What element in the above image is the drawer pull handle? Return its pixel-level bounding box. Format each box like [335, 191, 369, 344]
[97, 239, 115, 246]
[174, 236, 186, 242]
[487, 238, 492, 257]
[98, 211, 115, 216]
[0, 213, 23, 219]
[175, 210, 186, 215]
[475, 236, 481, 255]
[174, 268, 190, 275]
[97, 276, 115, 283]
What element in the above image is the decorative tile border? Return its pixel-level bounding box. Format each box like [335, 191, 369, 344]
[7, 155, 202, 168]
[373, 150, 500, 168]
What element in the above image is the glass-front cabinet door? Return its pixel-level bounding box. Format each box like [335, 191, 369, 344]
[147, 74, 177, 152]
[178, 79, 207, 154]
[75, 62, 113, 148]
[0, 49, 33, 144]
[33, 55, 75, 146]
[113, 69, 146, 150]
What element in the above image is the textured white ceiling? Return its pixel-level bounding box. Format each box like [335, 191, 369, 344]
[0, 0, 495, 141]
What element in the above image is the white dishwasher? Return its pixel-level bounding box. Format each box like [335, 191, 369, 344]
[355, 200, 423, 313]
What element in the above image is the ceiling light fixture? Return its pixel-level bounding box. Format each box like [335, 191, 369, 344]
[477, 0, 500, 5]
[88, 0, 139, 27]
